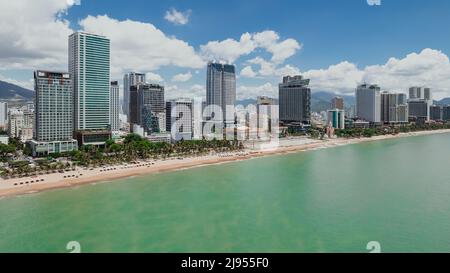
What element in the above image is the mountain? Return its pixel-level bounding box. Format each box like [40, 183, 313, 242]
[0, 80, 34, 100]
[434, 98, 450, 106]
[238, 91, 356, 113]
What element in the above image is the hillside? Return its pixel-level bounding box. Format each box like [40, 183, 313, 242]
[0, 80, 34, 100]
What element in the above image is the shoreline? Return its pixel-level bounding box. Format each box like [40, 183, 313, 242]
[1, 129, 450, 199]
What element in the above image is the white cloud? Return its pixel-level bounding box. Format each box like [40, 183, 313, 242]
[145, 72, 164, 83]
[237, 83, 277, 100]
[240, 66, 257, 78]
[200, 30, 301, 64]
[0, 0, 76, 70]
[0, 73, 34, 90]
[253, 31, 301, 63]
[164, 8, 192, 25]
[171, 72, 193, 82]
[245, 57, 301, 78]
[165, 84, 205, 99]
[302, 49, 450, 99]
[200, 33, 256, 64]
[303, 61, 364, 94]
[79, 15, 205, 79]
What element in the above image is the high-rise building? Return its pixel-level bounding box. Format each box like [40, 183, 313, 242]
[256, 96, 278, 138]
[408, 100, 431, 121]
[409, 87, 432, 100]
[29, 71, 77, 156]
[327, 109, 345, 129]
[0, 102, 8, 129]
[443, 106, 450, 121]
[206, 62, 236, 124]
[110, 81, 120, 133]
[356, 83, 381, 123]
[407, 87, 432, 123]
[279, 75, 311, 124]
[166, 98, 194, 141]
[381, 92, 409, 123]
[69, 32, 111, 145]
[123, 72, 145, 119]
[430, 105, 443, 121]
[138, 84, 165, 135]
[331, 96, 344, 110]
[8, 110, 24, 139]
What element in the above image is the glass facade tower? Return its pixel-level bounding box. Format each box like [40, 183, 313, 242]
[69, 32, 111, 131]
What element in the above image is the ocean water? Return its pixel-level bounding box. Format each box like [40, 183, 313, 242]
[1, 134, 450, 253]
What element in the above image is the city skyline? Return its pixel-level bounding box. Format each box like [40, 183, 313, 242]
[2, 0, 450, 100]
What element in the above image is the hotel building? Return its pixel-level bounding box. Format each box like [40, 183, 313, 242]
[29, 71, 77, 156]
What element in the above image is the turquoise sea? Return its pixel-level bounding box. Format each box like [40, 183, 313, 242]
[1, 133, 450, 252]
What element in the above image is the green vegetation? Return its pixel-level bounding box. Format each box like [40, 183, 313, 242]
[0, 134, 244, 179]
[69, 134, 243, 167]
[335, 123, 450, 138]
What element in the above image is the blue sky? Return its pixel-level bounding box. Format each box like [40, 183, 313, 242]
[2, 0, 450, 99]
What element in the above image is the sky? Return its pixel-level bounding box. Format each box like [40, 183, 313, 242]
[1, 0, 450, 100]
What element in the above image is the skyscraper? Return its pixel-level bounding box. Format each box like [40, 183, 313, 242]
[123, 72, 146, 119]
[279, 75, 311, 124]
[110, 81, 120, 133]
[409, 87, 432, 100]
[29, 71, 77, 156]
[408, 100, 431, 121]
[356, 84, 381, 123]
[69, 32, 111, 145]
[442, 106, 450, 121]
[138, 84, 165, 135]
[327, 109, 345, 129]
[331, 96, 344, 110]
[381, 92, 408, 123]
[166, 98, 194, 141]
[206, 62, 236, 124]
[0, 102, 8, 129]
[8, 110, 24, 139]
[430, 105, 443, 121]
[407, 87, 432, 122]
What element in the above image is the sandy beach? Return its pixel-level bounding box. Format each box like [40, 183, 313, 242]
[1, 129, 450, 198]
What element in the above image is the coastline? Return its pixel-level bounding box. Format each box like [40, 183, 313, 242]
[1, 129, 449, 199]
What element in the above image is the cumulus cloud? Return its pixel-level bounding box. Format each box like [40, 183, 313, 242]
[200, 30, 301, 64]
[79, 15, 205, 79]
[253, 31, 301, 63]
[145, 72, 164, 83]
[303, 61, 364, 94]
[244, 57, 301, 78]
[240, 66, 257, 78]
[237, 83, 277, 100]
[302, 49, 450, 99]
[0, 0, 75, 70]
[164, 8, 192, 25]
[165, 84, 205, 99]
[171, 72, 193, 82]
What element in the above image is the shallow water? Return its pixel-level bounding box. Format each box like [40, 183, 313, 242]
[1, 133, 450, 252]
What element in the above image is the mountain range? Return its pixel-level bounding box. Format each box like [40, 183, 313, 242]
[1, 79, 449, 110]
[0, 80, 34, 101]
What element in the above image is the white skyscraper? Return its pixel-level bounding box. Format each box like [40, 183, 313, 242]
[110, 81, 120, 133]
[356, 83, 381, 123]
[8, 110, 24, 139]
[0, 102, 8, 129]
[166, 98, 194, 141]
